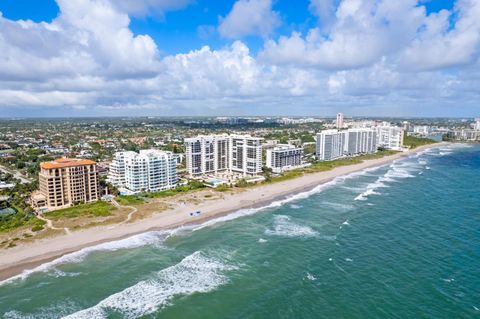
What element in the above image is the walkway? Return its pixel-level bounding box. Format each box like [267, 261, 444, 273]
[111, 199, 138, 224]
[36, 213, 71, 235]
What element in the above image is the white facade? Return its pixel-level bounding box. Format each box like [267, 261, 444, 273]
[184, 134, 263, 177]
[376, 126, 404, 150]
[108, 150, 177, 193]
[184, 134, 230, 176]
[336, 113, 344, 128]
[317, 128, 377, 161]
[346, 128, 377, 155]
[230, 135, 263, 176]
[316, 130, 347, 161]
[266, 144, 304, 173]
[413, 125, 430, 136]
[474, 118, 480, 130]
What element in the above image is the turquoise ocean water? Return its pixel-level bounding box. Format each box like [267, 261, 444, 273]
[0, 143, 479, 318]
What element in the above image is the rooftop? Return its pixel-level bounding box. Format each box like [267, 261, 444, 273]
[40, 158, 96, 169]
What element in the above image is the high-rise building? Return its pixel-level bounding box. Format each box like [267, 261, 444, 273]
[316, 130, 347, 161]
[266, 144, 303, 173]
[108, 150, 177, 194]
[474, 118, 480, 130]
[316, 128, 377, 161]
[346, 128, 377, 155]
[230, 135, 263, 176]
[37, 158, 99, 211]
[336, 113, 344, 129]
[184, 134, 230, 177]
[413, 125, 430, 136]
[376, 125, 404, 150]
[184, 134, 263, 177]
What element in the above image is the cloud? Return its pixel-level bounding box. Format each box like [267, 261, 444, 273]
[0, 0, 479, 116]
[261, 0, 480, 73]
[261, 0, 426, 69]
[112, 0, 193, 17]
[309, 0, 339, 31]
[218, 0, 281, 38]
[400, 0, 480, 70]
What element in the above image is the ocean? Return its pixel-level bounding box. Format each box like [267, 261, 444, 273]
[0, 143, 479, 318]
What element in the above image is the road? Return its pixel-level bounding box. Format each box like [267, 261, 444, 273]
[0, 164, 34, 184]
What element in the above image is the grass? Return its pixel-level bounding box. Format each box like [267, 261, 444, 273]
[261, 150, 400, 185]
[116, 195, 144, 205]
[214, 184, 231, 192]
[404, 133, 437, 149]
[45, 201, 115, 220]
[0, 208, 45, 233]
[142, 182, 205, 199]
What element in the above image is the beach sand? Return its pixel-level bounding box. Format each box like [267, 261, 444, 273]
[0, 144, 437, 281]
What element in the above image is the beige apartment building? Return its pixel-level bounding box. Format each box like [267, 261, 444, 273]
[32, 158, 99, 211]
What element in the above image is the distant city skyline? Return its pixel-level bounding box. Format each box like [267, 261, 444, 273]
[0, 0, 479, 117]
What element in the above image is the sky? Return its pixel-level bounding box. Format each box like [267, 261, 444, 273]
[0, 0, 478, 118]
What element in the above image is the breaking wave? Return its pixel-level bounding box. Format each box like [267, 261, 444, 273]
[265, 215, 318, 238]
[62, 251, 236, 319]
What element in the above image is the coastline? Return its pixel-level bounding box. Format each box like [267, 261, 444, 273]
[0, 143, 440, 282]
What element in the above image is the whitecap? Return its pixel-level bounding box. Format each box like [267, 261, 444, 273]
[258, 238, 267, 243]
[0, 161, 401, 285]
[305, 272, 317, 281]
[62, 251, 236, 319]
[322, 201, 355, 212]
[0, 231, 171, 287]
[265, 215, 318, 238]
[290, 204, 302, 209]
[345, 258, 353, 262]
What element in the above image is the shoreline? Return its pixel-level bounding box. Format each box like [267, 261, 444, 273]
[0, 143, 441, 282]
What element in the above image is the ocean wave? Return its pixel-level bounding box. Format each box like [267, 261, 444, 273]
[354, 159, 422, 201]
[0, 161, 395, 285]
[322, 201, 355, 212]
[305, 272, 317, 281]
[4, 301, 78, 319]
[0, 231, 172, 287]
[62, 251, 237, 319]
[265, 215, 318, 238]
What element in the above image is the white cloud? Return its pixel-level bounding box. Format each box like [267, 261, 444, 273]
[262, 0, 480, 74]
[400, 0, 480, 70]
[262, 0, 426, 69]
[112, 0, 193, 17]
[218, 0, 280, 38]
[0, 0, 479, 116]
[309, 0, 338, 31]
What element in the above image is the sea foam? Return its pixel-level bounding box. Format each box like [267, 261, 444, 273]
[62, 251, 236, 319]
[265, 215, 318, 238]
[0, 231, 172, 287]
[0, 162, 398, 286]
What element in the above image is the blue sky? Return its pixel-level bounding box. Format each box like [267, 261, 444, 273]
[0, 0, 478, 117]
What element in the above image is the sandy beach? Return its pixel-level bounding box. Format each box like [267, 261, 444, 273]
[0, 144, 438, 281]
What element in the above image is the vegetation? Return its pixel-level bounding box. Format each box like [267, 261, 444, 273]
[403, 133, 436, 149]
[142, 181, 205, 198]
[0, 208, 45, 233]
[45, 201, 115, 219]
[116, 195, 144, 205]
[214, 184, 231, 192]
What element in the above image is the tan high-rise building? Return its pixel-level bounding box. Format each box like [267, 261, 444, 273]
[37, 158, 99, 211]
